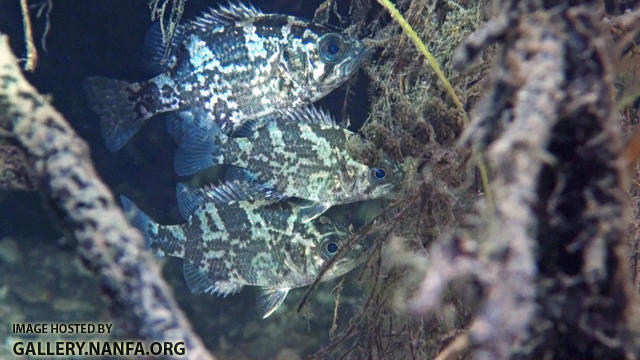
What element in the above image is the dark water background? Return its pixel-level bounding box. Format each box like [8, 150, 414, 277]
[0, 1, 373, 358]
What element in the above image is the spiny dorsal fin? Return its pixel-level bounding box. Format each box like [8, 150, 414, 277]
[197, 177, 261, 204]
[177, 173, 285, 217]
[185, 2, 263, 32]
[277, 106, 341, 127]
[183, 262, 243, 296]
[231, 118, 262, 138]
[224, 167, 287, 202]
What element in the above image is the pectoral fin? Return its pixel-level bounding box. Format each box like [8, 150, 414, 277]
[258, 287, 290, 319]
[299, 202, 331, 223]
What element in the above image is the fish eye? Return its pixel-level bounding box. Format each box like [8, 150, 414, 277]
[318, 33, 346, 64]
[320, 237, 340, 259]
[369, 167, 387, 184]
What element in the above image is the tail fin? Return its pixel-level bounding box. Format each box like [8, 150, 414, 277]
[173, 123, 225, 176]
[84, 77, 149, 152]
[120, 195, 154, 248]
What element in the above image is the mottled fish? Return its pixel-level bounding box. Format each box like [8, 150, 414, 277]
[84, 2, 371, 151]
[172, 106, 400, 221]
[120, 180, 365, 318]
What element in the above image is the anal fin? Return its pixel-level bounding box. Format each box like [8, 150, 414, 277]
[165, 107, 214, 144]
[165, 111, 195, 144]
[176, 183, 209, 220]
[258, 288, 290, 319]
[183, 262, 243, 296]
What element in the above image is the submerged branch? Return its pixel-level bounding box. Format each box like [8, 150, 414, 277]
[0, 34, 214, 360]
[411, 1, 637, 358]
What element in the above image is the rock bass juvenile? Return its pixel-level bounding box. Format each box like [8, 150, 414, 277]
[84, 2, 370, 151]
[173, 106, 400, 221]
[120, 181, 365, 318]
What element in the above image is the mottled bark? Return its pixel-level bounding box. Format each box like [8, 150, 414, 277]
[410, 1, 638, 359]
[0, 34, 214, 360]
[0, 141, 36, 191]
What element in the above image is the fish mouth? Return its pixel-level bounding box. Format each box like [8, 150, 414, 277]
[355, 44, 373, 64]
[375, 182, 396, 197]
[340, 43, 373, 75]
[324, 256, 362, 280]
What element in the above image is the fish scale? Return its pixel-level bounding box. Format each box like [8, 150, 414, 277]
[120, 181, 365, 318]
[84, 1, 370, 151]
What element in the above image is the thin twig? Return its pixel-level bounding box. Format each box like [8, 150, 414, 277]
[297, 183, 424, 313]
[329, 278, 344, 338]
[35, 0, 53, 53]
[20, 0, 38, 71]
[434, 333, 470, 360]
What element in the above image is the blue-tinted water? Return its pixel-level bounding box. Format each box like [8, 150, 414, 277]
[0, 1, 375, 359]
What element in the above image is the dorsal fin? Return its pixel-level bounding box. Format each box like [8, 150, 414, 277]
[197, 178, 260, 204]
[184, 2, 263, 32]
[176, 178, 262, 220]
[139, 21, 181, 76]
[277, 106, 341, 127]
[224, 167, 287, 202]
[231, 118, 261, 138]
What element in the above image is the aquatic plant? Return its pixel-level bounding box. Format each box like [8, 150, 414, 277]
[148, 0, 186, 61]
[306, 0, 640, 358]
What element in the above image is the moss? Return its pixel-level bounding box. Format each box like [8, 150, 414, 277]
[308, 1, 490, 358]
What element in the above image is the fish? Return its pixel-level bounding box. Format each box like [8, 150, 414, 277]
[84, 2, 371, 151]
[172, 106, 400, 221]
[120, 180, 366, 318]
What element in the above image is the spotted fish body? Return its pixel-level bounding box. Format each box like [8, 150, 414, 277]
[173, 106, 399, 221]
[120, 181, 365, 318]
[84, 2, 371, 151]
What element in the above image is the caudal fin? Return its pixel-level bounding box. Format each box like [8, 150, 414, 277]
[84, 77, 149, 152]
[120, 195, 154, 249]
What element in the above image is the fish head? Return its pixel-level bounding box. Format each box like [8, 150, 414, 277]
[308, 220, 368, 282]
[280, 22, 371, 101]
[275, 217, 368, 289]
[341, 154, 403, 202]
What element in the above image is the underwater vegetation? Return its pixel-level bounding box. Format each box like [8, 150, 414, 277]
[1, 0, 640, 359]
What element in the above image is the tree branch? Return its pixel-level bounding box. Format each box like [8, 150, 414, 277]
[0, 34, 215, 360]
